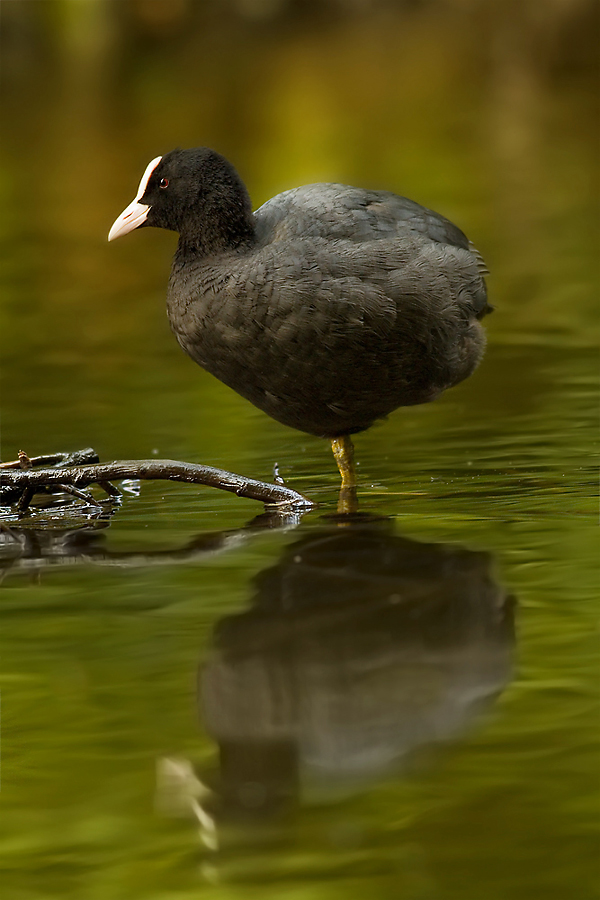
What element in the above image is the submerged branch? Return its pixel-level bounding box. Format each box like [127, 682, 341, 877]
[0, 456, 314, 510]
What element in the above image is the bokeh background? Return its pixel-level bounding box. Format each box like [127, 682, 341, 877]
[0, 2, 598, 899]
[1, 0, 597, 466]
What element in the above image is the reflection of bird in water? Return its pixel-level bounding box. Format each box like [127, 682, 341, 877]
[193, 518, 514, 822]
[109, 148, 490, 491]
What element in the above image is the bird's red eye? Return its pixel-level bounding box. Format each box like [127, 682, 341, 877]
[159, 178, 169, 189]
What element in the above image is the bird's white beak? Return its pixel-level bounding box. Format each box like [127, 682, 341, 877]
[108, 200, 150, 241]
[108, 155, 162, 241]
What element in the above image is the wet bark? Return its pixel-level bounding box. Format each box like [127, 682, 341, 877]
[0, 450, 314, 511]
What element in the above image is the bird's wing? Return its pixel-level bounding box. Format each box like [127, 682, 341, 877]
[254, 184, 472, 252]
[214, 233, 488, 351]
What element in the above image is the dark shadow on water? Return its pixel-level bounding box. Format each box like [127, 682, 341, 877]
[1, 505, 515, 862]
[0, 505, 301, 580]
[160, 515, 516, 857]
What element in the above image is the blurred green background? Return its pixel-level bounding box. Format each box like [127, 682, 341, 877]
[0, 0, 597, 468]
[0, 2, 598, 899]
[0, 0, 596, 467]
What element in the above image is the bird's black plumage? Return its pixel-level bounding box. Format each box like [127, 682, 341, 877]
[110, 147, 490, 438]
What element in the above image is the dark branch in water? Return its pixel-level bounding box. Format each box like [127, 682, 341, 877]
[0, 451, 314, 511]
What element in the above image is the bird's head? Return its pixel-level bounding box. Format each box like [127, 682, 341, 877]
[108, 148, 254, 251]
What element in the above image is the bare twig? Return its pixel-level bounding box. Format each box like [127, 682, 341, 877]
[16, 488, 34, 512]
[18, 451, 32, 469]
[0, 448, 99, 470]
[1, 458, 314, 509]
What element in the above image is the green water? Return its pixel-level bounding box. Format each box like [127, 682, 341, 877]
[0, 3, 598, 899]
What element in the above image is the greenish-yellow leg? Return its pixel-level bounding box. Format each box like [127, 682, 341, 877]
[331, 436, 356, 488]
[331, 436, 358, 514]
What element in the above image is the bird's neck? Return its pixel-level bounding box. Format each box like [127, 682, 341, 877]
[175, 187, 256, 260]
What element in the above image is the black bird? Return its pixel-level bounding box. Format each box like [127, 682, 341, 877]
[109, 148, 490, 490]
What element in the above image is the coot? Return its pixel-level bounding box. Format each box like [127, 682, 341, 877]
[109, 148, 490, 488]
